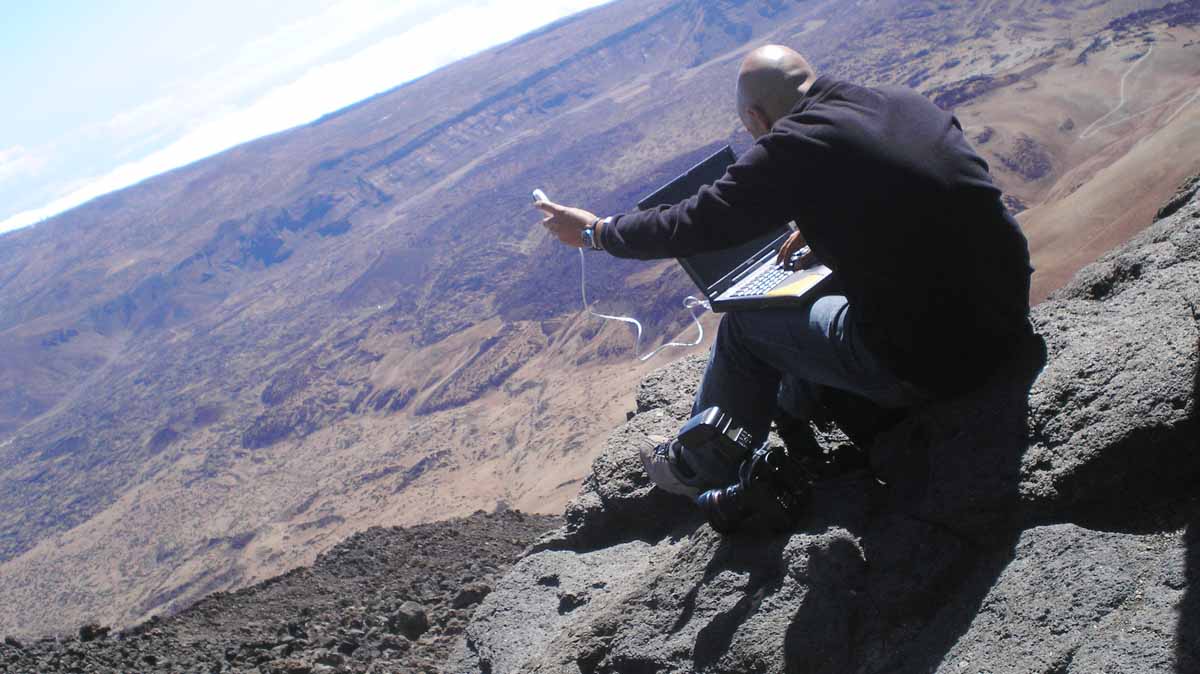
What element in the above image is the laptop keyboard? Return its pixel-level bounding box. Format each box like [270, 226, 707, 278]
[725, 265, 791, 298]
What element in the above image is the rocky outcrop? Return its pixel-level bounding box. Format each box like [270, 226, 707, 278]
[449, 178, 1200, 673]
[0, 511, 557, 674]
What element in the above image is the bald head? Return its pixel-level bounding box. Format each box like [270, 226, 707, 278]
[736, 45, 816, 138]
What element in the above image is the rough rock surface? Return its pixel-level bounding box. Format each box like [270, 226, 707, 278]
[0, 510, 556, 674]
[449, 178, 1200, 673]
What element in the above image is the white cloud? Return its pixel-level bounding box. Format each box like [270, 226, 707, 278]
[100, 0, 437, 139]
[103, 96, 180, 137]
[0, 0, 611, 236]
[0, 146, 47, 183]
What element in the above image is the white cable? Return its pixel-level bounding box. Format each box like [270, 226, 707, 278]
[578, 247, 709, 362]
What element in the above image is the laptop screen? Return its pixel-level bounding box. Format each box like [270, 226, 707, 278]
[636, 145, 789, 293]
[682, 228, 787, 291]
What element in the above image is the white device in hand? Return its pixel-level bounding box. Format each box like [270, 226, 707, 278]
[531, 186, 707, 362]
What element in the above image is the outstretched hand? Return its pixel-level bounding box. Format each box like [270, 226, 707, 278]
[536, 198, 597, 249]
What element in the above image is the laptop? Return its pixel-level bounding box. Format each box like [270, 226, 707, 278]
[637, 145, 833, 312]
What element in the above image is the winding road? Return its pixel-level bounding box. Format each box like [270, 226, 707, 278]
[1080, 45, 1200, 139]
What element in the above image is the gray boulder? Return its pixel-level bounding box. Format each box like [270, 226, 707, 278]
[448, 176, 1200, 674]
[452, 582, 493, 609]
[388, 601, 430, 640]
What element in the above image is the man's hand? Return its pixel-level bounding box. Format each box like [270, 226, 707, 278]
[776, 229, 808, 268]
[536, 199, 597, 249]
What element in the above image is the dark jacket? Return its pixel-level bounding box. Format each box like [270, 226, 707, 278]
[599, 76, 1033, 395]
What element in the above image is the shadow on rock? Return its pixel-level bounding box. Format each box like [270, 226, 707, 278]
[779, 331, 1046, 674]
[689, 534, 793, 670]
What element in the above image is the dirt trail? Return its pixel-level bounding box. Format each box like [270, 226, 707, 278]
[1080, 46, 1155, 139]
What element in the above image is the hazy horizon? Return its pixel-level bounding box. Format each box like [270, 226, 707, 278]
[0, 0, 612, 236]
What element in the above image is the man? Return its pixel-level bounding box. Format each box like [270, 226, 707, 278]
[537, 45, 1032, 497]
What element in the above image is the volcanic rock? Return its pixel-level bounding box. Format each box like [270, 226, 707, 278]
[76, 623, 108, 643]
[451, 583, 492, 610]
[0, 510, 555, 674]
[449, 178, 1200, 672]
[388, 601, 430, 640]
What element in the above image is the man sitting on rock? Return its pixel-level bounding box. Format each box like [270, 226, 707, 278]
[537, 44, 1033, 497]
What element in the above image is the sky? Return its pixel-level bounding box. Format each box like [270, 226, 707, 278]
[0, 0, 613, 235]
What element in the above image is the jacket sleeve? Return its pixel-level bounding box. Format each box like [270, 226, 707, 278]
[598, 140, 807, 260]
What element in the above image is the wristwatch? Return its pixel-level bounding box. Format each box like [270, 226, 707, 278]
[583, 216, 611, 251]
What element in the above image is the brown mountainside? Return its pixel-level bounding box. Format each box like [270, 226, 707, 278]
[0, 0, 1198, 636]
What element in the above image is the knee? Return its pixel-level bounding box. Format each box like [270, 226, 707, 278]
[714, 312, 748, 355]
[807, 295, 848, 335]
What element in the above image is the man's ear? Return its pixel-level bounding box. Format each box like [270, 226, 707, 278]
[747, 105, 773, 138]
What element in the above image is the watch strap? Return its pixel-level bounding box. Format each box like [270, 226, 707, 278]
[584, 217, 605, 251]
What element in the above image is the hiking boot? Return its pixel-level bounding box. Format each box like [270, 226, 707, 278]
[774, 413, 869, 480]
[773, 413, 825, 469]
[638, 435, 705, 498]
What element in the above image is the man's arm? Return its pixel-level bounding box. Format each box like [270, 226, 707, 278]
[598, 142, 800, 260]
